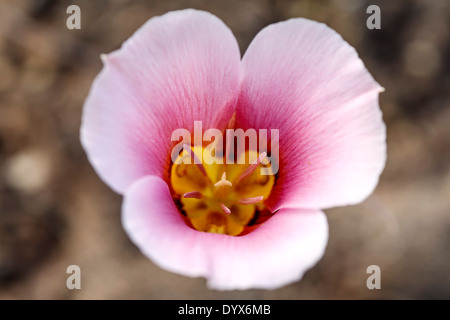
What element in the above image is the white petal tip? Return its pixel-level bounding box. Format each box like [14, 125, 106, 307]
[100, 54, 108, 64]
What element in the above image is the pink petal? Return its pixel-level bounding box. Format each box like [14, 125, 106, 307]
[236, 18, 386, 210]
[81, 9, 240, 194]
[122, 176, 328, 290]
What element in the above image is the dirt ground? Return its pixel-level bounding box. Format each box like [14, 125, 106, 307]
[0, 0, 449, 299]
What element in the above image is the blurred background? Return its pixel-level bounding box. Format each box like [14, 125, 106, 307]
[0, 0, 449, 299]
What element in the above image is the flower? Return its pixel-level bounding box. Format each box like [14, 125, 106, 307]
[81, 9, 386, 290]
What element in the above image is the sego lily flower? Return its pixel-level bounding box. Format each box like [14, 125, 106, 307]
[81, 9, 386, 290]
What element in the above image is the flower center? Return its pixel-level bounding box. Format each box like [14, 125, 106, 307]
[170, 145, 274, 236]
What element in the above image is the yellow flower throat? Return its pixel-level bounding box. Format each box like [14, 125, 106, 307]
[170, 146, 274, 236]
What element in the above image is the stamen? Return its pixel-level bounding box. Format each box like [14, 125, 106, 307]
[182, 144, 207, 176]
[238, 196, 264, 205]
[183, 191, 203, 199]
[171, 144, 275, 236]
[237, 152, 267, 182]
[220, 203, 231, 215]
[214, 172, 232, 187]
